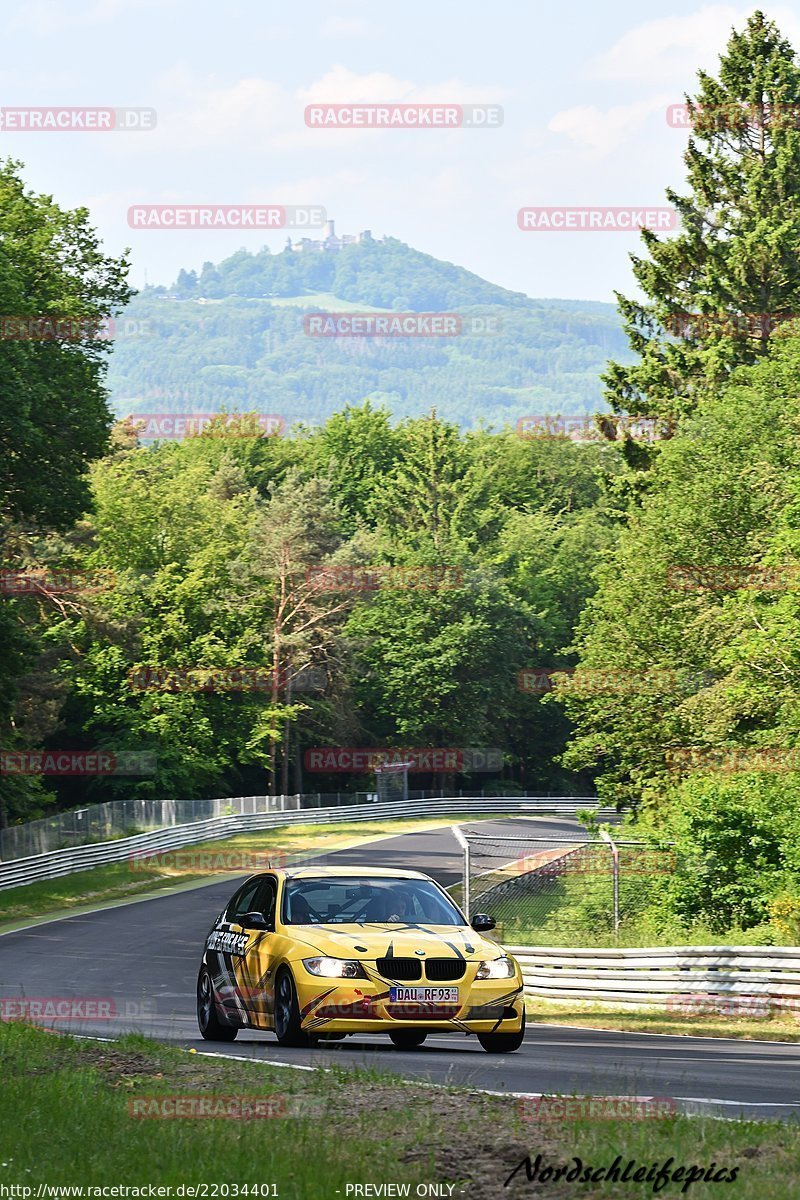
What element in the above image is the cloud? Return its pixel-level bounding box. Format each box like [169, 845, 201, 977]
[300, 65, 418, 105]
[591, 6, 749, 83]
[165, 76, 290, 149]
[153, 65, 508, 152]
[548, 96, 673, 157]
[300, 64, 506, 106]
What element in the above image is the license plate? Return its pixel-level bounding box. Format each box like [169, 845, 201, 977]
[389, 987, 459, 1003]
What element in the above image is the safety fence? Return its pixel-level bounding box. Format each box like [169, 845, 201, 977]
[452, 829, 676, 947]
[0, 789, 597, 861]
[508, 945, 800, 1012]
[0, 795, 605, 891]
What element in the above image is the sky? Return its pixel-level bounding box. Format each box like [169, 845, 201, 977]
[2, 1, 799, 302]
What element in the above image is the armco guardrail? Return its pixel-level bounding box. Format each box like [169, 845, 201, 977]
[507, 945, 800, 1011]
[0, 796, 606, 891]
[0, 789, 598, 860]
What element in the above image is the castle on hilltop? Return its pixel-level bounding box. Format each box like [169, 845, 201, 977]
[286, 220, 382, 254]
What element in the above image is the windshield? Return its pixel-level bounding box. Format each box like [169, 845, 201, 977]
[282, 876, 464, 926]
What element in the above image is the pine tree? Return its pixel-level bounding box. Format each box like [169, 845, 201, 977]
[606, 11, 800, 447]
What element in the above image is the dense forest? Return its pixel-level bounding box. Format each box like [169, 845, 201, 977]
[3, 12, 800, 942]
[107, 243, 631, 430]
[1, 401, 618, 815]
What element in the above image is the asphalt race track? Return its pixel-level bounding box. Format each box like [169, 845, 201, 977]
[2, 816, 799, 1121]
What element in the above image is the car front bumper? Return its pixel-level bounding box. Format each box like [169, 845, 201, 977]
[293, 962, 525, 1034]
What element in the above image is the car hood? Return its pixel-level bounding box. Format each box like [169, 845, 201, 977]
[286, 923, 502, 961]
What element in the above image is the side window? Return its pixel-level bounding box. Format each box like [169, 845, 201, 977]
[226, 879, 261, 923]
[252, 877, 277, 928]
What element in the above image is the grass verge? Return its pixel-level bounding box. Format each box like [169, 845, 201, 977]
[0, 1023, 798, 1198]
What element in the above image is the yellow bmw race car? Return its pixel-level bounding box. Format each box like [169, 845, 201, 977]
[196, 865, 526, 1053]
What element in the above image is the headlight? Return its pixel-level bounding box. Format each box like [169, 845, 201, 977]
[475, 956, 515, 980]
[302, 957, 366, 979]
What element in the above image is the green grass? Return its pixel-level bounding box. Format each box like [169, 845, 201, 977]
[1, 1024, 798, 1197]
[0, 813, 527, 929]
[0, 861, 216, 929]
[545, 1110, 799, 1198]
[527, 998, 800, 1042]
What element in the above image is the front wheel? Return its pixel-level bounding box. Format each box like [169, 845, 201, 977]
[389, 1030, 427, 1050]
[477, 1009, 525, 1054]
[197, 968, 237, 1042]
[274, 969, 310, 1047]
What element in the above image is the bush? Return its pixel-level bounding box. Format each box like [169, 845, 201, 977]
[633, 772, 800, 938]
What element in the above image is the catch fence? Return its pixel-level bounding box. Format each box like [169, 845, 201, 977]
[453, 828, 676, 946]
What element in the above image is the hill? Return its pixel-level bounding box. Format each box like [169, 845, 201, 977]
[106, 237, 630, 430]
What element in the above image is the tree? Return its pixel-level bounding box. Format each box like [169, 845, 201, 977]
[0, 159, 132, 527]
[561, 339, 800, 809]
[175, 269, 198, 296]
[0, 159, 132, 826]
[229, 472, 356, 793]
[377, 412, 495, 551]
[605, 12, 800, 445]
[300, 402, 402, 534]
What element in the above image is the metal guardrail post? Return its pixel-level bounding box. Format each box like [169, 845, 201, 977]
[451, 823, 470, 919]
[600, 828, 620, 938]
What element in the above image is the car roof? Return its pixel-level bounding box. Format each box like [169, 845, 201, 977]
[243, 866, 431, 882]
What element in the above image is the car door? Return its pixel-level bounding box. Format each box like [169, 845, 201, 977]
[236, 875, 279, 1028]
[205, 877, 263, 1024]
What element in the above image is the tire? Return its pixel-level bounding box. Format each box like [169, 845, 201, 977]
[477, 1009, 526, 1054]
[389, 1030, 428, 1050]
[274, 968, 310, 1047]
[197, 968, 238, 1042]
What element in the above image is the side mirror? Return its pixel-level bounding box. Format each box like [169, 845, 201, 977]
[471, 913, 496, 932]
[241, 911, 272, 931]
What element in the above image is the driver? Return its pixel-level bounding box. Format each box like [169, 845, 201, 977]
[289, 893, 318, 924]
[386, 891, 414, 922]
[364, 889, 412, 922]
